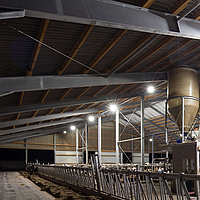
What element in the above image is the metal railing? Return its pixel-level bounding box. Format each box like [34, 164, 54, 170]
[27, 162, 200, 200]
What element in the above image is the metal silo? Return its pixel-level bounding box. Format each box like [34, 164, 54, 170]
[167, 66, 199, 141]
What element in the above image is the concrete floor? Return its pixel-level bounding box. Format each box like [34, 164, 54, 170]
[0, 171, 55, 200]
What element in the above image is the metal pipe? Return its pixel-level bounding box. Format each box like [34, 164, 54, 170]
[182, 97, 185, 143]
[98, 116, 101, 165]
[76, 128, 79, 165]
[141, 95, 145, 169]
[116, 109, 119, 165]
[118, 137, 140, 143]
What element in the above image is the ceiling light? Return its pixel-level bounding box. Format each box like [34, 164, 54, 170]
[149, 138, 152, 142]
[70, 125, 76, 131]
[63, 130, 67, 134]
[147, 85, 155, 93]
[110, 104, 117, 112]
[88, 115, 95, 122]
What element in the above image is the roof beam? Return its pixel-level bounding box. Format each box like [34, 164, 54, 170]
[0, 117, 83, 136]
[0, 10, 25, 19]
[0, 109, 96, 129]
[0, 89, 166, 116]
[2, 0, 200, 39]
[0, 72, 167, 93]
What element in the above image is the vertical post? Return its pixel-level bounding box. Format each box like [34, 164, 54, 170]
[141, 95, 145, 169]
[131, 132, 134, 163]
[25, 139, 28, 169]
[54, 133, 56, 164]
[98, 116, 101, 165]
[82, 127, 84, 163]
[182, 97, 185, 143]
[165, 101, 169, 158]
[116, 109, 119, 165]
[152, 134, 154, 163]
[85, 124, 88, 164]
[76, 128, 79, 165]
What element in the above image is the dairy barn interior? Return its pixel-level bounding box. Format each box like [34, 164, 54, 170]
[2, 0, 200, 199]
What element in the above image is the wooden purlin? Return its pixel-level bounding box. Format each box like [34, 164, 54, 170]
[29, 25, 94, 124]
[171, 0, 191, 15]
[141, 0, 156, 8]
[14, 19, 50, 128]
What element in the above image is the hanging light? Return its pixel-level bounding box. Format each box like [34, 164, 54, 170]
[109, 104, 117, 112]
[88, 115, 95, 122]
[63, 130, 67, 134]
[70, 125, 76, 130]
[147, 85, 155, 93]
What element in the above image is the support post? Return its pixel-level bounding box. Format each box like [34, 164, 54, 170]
[165, 101, 169, 158]
[141, 95, 145, 169]
[82, 127, 84, 163]
[116, 109, 119, 165]
[85, 124, 88, 164]
[182, 97, 185, 143]
[76, 128, 79, 165]
[131, 132, 134, 163]
[54, 133, 56, 164]
[25, 139, 28, 169]
[152, 134, 154, 163]
[98, 116, 101, 165]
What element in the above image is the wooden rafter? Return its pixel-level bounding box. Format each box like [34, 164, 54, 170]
[56, 25, 94, 76]
[48, 29, 128, 121]
[28, 24, 94, 124]
[14, 19, 49, 125]
[171, 0, 191, 15]
[141, 0, 156, 8]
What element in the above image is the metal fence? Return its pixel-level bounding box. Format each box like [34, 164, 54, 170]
[27, 162, 200, 200]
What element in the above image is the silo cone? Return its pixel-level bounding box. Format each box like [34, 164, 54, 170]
[167, 66, 199, 132]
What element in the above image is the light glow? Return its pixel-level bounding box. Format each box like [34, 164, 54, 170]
[88, 115, 95, 122]
[63, 130, 67, 134]
[149, 138, 152, 142]
[70, 125, 76, 130]
[147, 85, 155, 93]
[110, 104, 117, 112]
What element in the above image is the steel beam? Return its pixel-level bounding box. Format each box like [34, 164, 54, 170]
[0, 117, 83, 136]
[0, 108, 96, 128]
[0, 131, 54, 144]
[0, 72, 167, 93]
[0, 10, 25, 19]
[0, 90, 166, 116]
[1, 0, 200, 39]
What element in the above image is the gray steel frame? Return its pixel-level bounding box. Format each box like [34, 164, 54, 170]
[2, 0, 200, 39]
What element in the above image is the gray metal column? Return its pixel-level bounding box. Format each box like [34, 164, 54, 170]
[116, 109, 119, 165]
[141, 95, 145, 169]
[54, 133, 56, 164]
[165, 101, 169, 158]
[85, 124, 88, 164]
[182, 97, 185, 143]
[152, 134, 154, 163]
[98, 116, 101, 165]
[76, 128, 79, 165]
[25, 139, 28, 166]
[131, 132, 134, 163]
